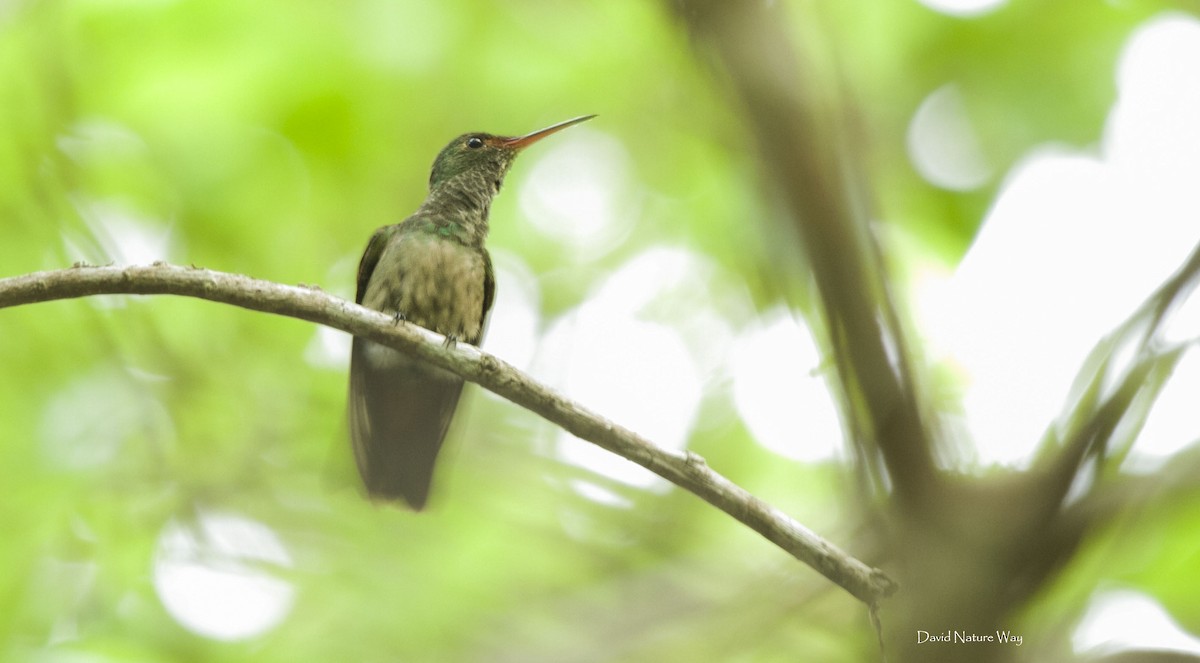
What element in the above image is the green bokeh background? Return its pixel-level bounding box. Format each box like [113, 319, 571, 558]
[2, 1, 1197, 661]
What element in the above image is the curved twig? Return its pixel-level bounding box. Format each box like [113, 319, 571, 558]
[0, 262, 897, 603]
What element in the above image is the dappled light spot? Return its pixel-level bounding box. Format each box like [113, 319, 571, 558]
[56, 119, 177, 268]
[731, 309, 842, 462]
[535, 248, 709, 500]
[351, 1, 450, 72]
[518, 129, 636, 260]
[40, 366, 172, 471]
[917, 0, 1007, 18]
[153, 510, 294, 642]
[63, 197, 176, 269]
[907, 84, 992, 191]
[546, 313, 698, 493]
[304, 324, 351, 369]
[567, 479, 634, 510]
[478, 251, 543, 374]
[56, 119, 149, 164]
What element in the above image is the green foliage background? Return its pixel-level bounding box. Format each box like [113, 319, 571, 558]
[1, 1, 1196, 661]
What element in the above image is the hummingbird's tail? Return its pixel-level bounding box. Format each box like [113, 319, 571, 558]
[348, 338, 464, 509]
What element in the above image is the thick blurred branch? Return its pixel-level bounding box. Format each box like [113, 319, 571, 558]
[668, 0, 938, 512]
[666, 2, 1200, 661]
[0, 262, 897, 604]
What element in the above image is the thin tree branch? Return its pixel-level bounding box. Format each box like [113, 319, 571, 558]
[1036, 239, 1200, 506]
[0, 262, 897, 604]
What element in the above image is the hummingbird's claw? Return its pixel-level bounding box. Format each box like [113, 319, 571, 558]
[392, 311, 407, 324]
[443, 334, 458, 349]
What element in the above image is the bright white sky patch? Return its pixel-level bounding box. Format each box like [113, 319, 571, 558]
[65, 197, 175, 267]
[518, 129, 636, 259]
[154, 510, 294, 641]
[914, 13, 1200, 466]
[478, 251, 542, 373]
[544, 309, 700, 493]
[1108, 13, 1200, 197]
[536, 248, 706, 499]
[731, 309, 842, 462]
[1134, 350, 1200, 464]
[1074, 589, 1200, 656]
[304, 324, 351, 369]
[917, 0, 1007, 19]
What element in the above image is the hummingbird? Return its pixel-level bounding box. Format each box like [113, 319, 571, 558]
[348, 114, 595, 509]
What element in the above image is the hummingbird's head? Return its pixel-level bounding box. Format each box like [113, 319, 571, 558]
[427, 115, 596, 191]
[428, 132, 519, 191]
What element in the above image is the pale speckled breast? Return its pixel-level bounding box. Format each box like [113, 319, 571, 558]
[362, 233, 487, 343]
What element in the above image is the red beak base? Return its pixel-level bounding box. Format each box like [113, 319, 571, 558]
[498, 114, 596, 150]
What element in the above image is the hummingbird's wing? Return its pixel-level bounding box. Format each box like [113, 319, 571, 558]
[349, 339, 464, 509]
[351, 224, 456, 507]
[348, 231, 488, 509]
[476, 249, 496, 344]
[355, 226, 390, 305]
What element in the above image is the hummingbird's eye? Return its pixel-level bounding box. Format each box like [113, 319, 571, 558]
[466, 137, 484, 149]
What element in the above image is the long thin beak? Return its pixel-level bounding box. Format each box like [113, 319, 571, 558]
[500, 114, 596, 150]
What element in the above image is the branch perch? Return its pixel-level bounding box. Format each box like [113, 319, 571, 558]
[0, 262, 896, 604]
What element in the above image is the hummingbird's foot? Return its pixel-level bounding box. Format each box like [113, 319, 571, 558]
[442, 334, 458, 349]
[392, 311, 408, 325]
